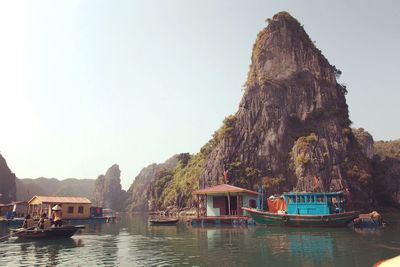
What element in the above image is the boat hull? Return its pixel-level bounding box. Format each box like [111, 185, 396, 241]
[149, 219, 179, 225]
[242, 207, 359, 227]
[11, 226, 81, 239]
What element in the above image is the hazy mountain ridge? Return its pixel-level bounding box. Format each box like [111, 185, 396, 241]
[16, 177, 96, 201]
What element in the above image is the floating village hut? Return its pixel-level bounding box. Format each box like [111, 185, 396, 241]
[28, 196, 92, 219]
[192, 184, 258, 224]
[0, 201, 28, 219]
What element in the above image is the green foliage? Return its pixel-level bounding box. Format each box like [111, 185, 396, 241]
[295, 152, 310, 165]
[261, 175, 286, 193]
[374, 140, 400, 160]
[332, 65, 342, 79]
[225, 161, 261, 189]
[214, 114, 237, 140]
[347, 165, 371, 187]
[151, 152, 205, 210]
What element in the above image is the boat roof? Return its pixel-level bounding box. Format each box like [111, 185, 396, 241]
[29, 196, 92, 204]
[192, 184, 258, 196]
[284, 191, 343, 196]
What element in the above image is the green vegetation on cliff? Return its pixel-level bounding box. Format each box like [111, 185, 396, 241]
[374, 139, 400, 160]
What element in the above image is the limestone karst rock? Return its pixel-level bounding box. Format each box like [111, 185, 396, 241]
[200, 11, 372, 206]
[0, 153, 17, 203]
[125, 155, 181, 211]
[353, 128, 374, 159]
[93, 164, 127, 211]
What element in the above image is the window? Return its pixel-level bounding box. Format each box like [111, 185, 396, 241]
[68, 206, 74, 213]
[249, 199, 257, 208]
[78, 206, 84, 214]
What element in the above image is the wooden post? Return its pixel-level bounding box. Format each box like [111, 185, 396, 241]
[205, 194, 207, 217]
[197, 194, 200, 218]
[227, 192, 231, 216]
[236, 193, 239, 216]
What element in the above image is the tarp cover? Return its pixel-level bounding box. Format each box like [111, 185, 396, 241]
[267, 198, 287, 213]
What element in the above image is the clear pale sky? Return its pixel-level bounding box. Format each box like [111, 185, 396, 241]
[0, 1, 399, 189]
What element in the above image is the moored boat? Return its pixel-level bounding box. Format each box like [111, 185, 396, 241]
[243, 191, 359, 227]
[149, 218, 179, 225]
[10, 225, 84, 239]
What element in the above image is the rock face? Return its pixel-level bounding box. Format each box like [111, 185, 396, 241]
[353, 128, 374, 159]
[200, 12, 371, 207]
[371, 139, 400, 205]
[126, 155, 181, 212]
[0, 154, 17, 203]
[93, 164, 127, 211]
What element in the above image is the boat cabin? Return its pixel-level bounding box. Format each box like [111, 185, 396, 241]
[283, 192, 345, 215]
[192, 184, 258, 218]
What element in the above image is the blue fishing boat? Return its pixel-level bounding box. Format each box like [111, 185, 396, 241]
[242, 191, 359, 227]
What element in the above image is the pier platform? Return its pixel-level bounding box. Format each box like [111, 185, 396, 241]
[190, 216, 253, 225]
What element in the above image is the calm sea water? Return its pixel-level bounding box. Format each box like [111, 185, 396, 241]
[0, 213, 399, 266]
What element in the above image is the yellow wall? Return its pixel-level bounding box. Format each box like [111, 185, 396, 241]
[56, 203, 91, 219]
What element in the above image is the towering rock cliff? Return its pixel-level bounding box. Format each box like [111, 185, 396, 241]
[93, 164, 127, 211]
[0, 154, 17, 203]
[126, 155, 182, 211]
[200, 12, 372, 207]
[353, 128, 374, 159]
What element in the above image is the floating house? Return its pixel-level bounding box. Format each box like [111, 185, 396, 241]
[28, 196, 92, 219]
[0, 201, 28, 219]
[192, 184, 258, 224]
[0, 203, 13, 218]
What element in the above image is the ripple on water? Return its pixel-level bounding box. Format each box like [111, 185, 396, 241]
[1, 214, 400, 266]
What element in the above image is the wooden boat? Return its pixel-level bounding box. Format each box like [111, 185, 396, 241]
[10, 225, 85, 239]
[242, 191, 359, 227]
[149, 218, 179, 225]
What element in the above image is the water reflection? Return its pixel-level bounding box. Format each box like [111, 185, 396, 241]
[0, 213, 399, 266]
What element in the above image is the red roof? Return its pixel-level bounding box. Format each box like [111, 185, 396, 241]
[192, 184, 258, 196]
[29, 196, 92, 204]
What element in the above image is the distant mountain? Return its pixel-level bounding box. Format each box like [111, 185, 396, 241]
[92, 164, 128, 211]
[0, 153, 17, 203]
[16, 177, 95, 201]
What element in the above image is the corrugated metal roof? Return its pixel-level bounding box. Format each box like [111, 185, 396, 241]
[192, 184, 258, 196]
[29, 196, 92, 204]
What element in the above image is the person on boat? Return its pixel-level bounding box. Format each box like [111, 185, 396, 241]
[51, 204, 63, 227]
[22, 214, 31, 228]
[38, 213, 47, 229]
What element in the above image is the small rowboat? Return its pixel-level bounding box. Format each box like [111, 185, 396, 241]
[149, 218, 179, 225]
[10, 225, 85, 239]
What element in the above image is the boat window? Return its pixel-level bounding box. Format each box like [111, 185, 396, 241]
[310, 196, 314, 203]
[317, 196, 323, 203]
[300, 196, 305, 203]
[68, 206, 74, 213]
[296, 196, 300, 203]
[327, 197, 332, 203]
[292, 196, 296, 203]
[287, 197, 292, 203]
